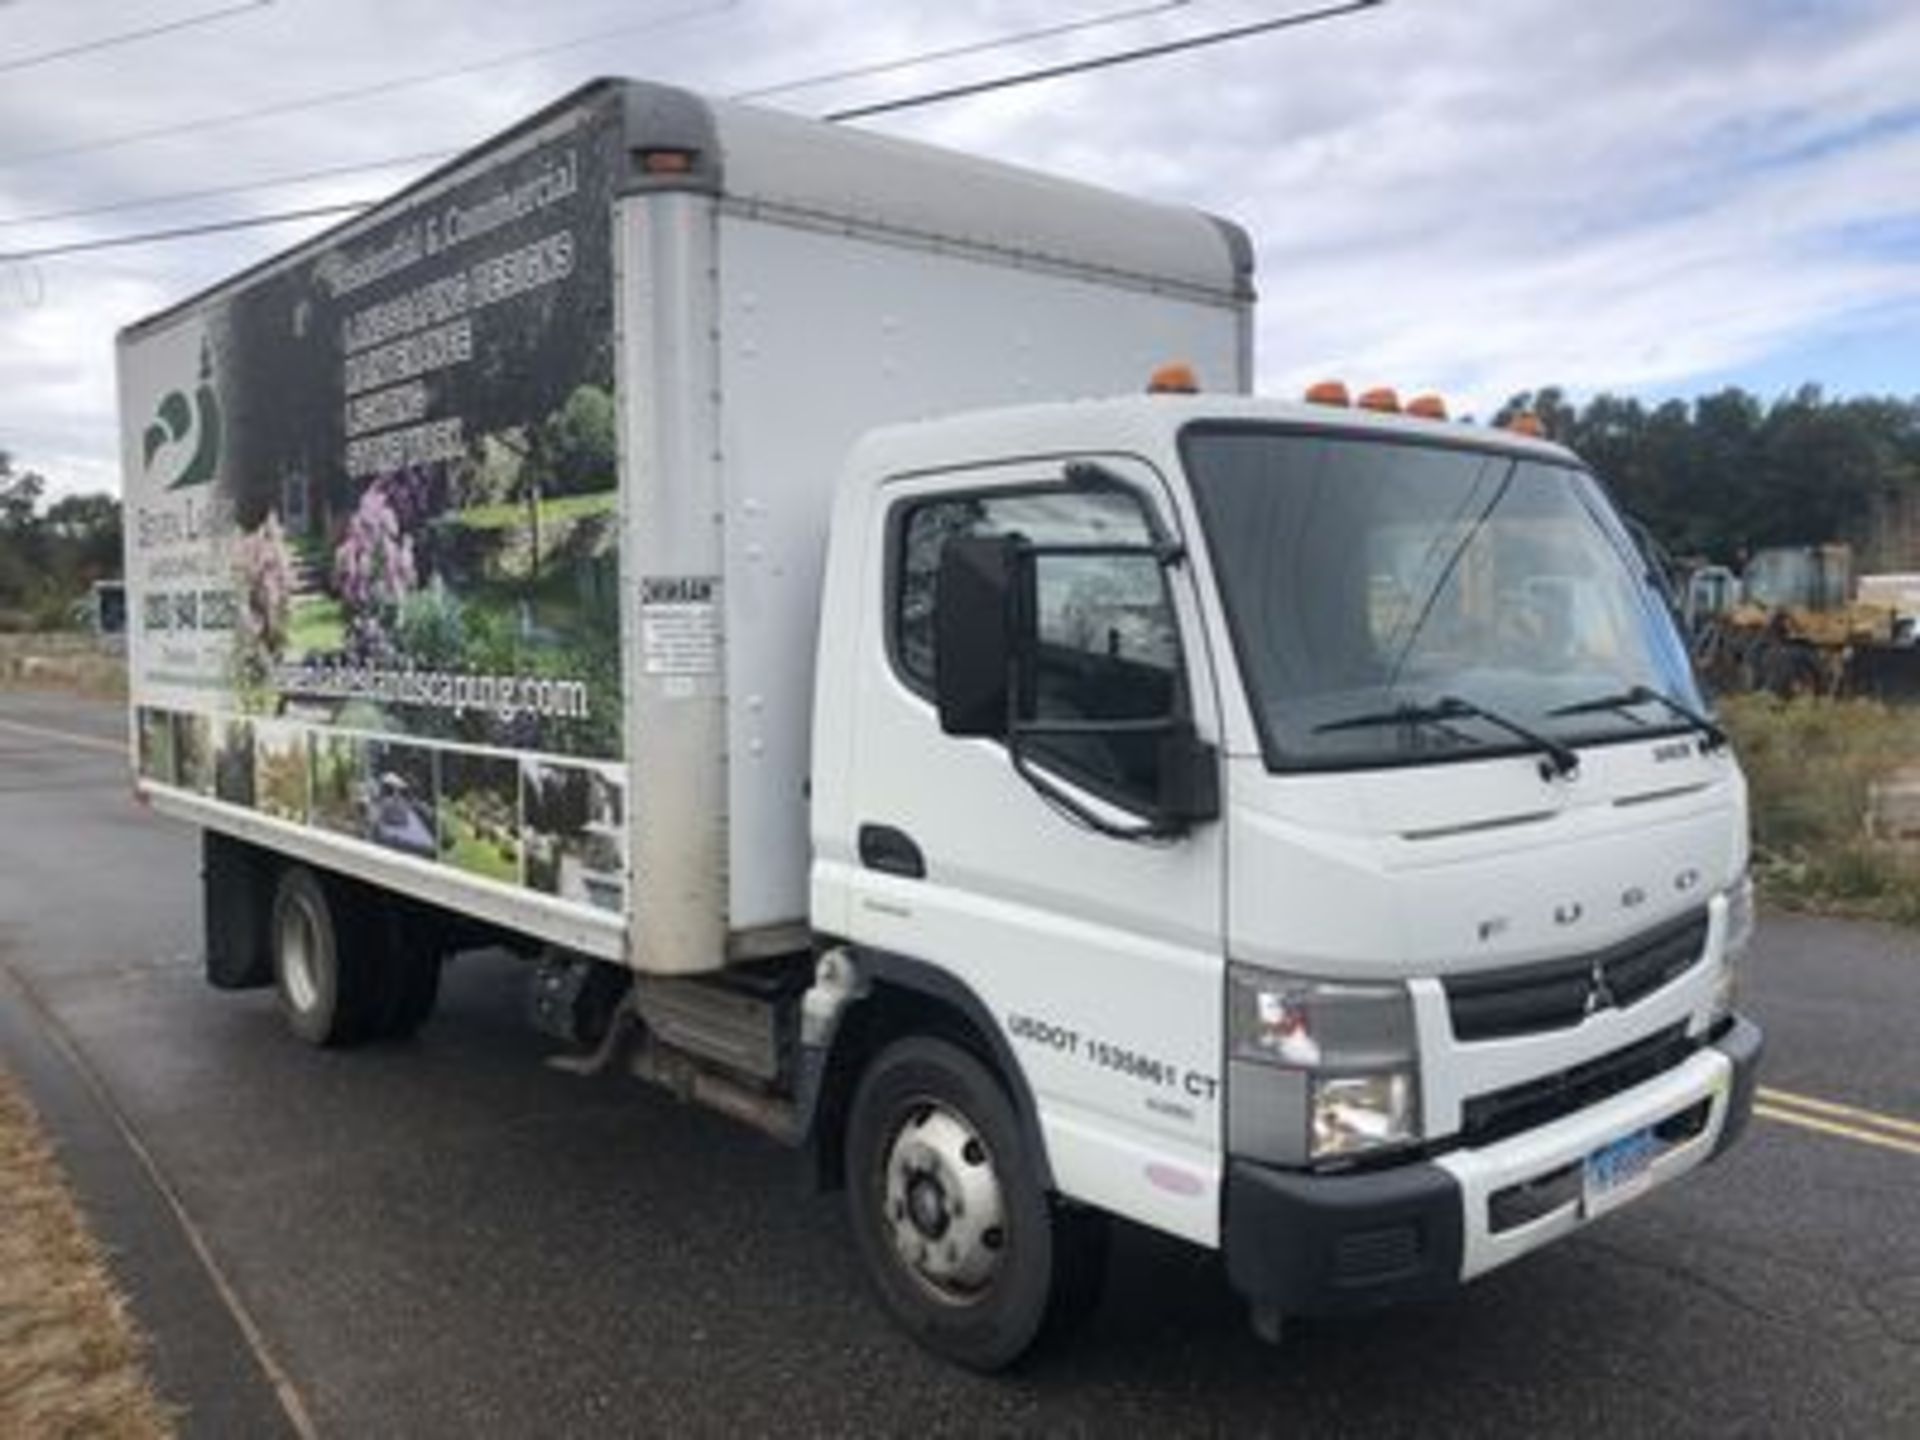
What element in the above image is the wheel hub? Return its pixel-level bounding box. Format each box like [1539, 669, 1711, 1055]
[906, 1173, 950, 1239]
[883, 1102, 1007, 1300]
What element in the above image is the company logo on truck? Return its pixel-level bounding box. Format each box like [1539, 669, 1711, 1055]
[141, 339, 222, 490]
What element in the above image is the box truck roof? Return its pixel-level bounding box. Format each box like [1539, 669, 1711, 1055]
[122, 77, 1251, 339]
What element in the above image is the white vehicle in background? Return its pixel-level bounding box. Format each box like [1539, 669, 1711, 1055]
[120, 79, 1760, 1369]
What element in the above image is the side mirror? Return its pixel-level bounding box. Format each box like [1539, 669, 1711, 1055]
[934, 535, 1022, 737]
[1155, 719, 1221, 829]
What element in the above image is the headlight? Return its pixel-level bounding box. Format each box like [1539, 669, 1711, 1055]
[1710, 873, 1755, 1025]
[1313, 1073, 1420, 1159]
[1227, 966, 1421, 1165]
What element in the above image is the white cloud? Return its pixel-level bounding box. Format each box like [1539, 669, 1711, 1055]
[2, 0, 1918, 494]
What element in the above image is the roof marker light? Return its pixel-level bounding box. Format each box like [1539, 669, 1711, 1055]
[639, 149, 697, 175]
[1303, 379, 1350, 406]
[1147, 362, 1199, 394]
[1356, 386, 1400, 413]
[1504, 412, 1546, 437]
[1406, 393, 1448, 420]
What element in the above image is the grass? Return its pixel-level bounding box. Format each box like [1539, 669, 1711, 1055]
[0, 1066, 174, 1438]
[0, 634, 127, 700]
[441, 813, 520, 884]
[442, 490, 616, 532]
[286, 594, 346, 658]
[1719, 692, 1920, 925]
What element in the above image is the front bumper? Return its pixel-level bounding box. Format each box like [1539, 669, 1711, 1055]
[1223, 1014, 1763, 1315]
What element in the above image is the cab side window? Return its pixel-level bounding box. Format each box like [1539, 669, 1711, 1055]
[893, 485, 1183, 809]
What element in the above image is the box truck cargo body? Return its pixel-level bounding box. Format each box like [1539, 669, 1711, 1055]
[122, 79, 1251, 973]
[122, 80, 1760, 1370]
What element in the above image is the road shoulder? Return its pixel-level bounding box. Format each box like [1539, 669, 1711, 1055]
[0, 963, 300, 1440]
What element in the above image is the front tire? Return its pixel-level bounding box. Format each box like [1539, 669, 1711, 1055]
[845, 1036, 1105, 1371]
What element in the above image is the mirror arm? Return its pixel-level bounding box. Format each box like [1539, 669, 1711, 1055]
[1006, 731, 1178, 843]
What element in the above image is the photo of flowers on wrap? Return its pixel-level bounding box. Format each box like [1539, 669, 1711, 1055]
[203, 104, 625, 764]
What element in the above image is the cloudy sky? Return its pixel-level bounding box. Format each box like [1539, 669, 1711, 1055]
[2, 0, 1918, 497]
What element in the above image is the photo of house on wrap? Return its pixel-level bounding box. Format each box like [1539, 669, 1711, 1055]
[522, 760, 624, 911]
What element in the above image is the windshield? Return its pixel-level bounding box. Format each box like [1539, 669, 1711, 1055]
[1182, 424, 1705, 771]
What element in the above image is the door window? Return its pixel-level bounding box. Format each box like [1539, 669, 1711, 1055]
[893, 484, 1183, 810]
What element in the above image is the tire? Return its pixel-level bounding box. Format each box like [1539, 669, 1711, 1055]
[379, 951, 441, 1040]
[845, 1036, 1106, 1371]
[203, 833, 272, 990]
[270, 865, 373, 1047]
[368, 907, 442, 1042]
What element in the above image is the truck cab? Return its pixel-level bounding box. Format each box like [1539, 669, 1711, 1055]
[809, 389, 1761, 1359]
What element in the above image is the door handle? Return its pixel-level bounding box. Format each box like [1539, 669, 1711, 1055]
[858, 824, 926, 879]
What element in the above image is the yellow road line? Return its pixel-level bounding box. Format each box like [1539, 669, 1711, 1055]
[1758, 1085, 1920, 1140]
[1753, 1103, 1920, 1158]
[0, 715, 126, 757]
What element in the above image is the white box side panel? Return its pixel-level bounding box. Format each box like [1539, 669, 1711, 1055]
[717, 213, 1243, 933]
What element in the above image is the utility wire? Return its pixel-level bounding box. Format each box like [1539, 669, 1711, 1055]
[0, 0, 1385, 264]
[1, 0, 1196, 227]
[0, 0, 272, 77]
[0, 201, 370, 262]
[0, 150, 451, 232]
[0, 0, 738, 169]
[827, 0, 1383, 120]
[733, 0, 1194, 101]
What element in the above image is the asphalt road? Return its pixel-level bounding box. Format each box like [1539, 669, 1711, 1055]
[2, 689, 1918, 1437]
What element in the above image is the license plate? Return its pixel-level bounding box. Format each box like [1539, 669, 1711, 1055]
[1583, 1128, 1658, 1215]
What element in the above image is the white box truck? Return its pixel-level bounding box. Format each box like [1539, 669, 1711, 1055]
[121, 79, 1761, 1369]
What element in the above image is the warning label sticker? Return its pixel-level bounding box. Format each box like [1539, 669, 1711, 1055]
[641, 576, 719, 677]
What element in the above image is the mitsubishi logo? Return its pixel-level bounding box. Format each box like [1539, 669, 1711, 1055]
[1584, 960, 1617, 1016]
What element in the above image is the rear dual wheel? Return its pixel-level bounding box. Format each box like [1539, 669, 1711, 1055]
[845, 1037, 1107, 1371]
[270, 865, 441, 1047]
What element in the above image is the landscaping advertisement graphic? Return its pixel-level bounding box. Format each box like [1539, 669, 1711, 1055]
[124, 96, 628, 915]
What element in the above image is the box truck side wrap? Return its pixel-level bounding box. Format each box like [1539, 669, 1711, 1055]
[123, 90, 635, 946]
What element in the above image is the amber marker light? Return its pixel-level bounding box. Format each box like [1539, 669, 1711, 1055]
[639, 149, 697, 174]
[1504, 412, 1546, 437]
[1356, 386, 1400, 413]
[1406, 394, 1448, 420]
[1303, 379, 1350, 406]
[1147, 362, 1200, 394]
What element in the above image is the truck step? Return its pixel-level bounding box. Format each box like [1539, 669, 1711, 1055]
[630, 976, 783, 1083]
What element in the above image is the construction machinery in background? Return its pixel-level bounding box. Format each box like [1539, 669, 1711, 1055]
[1683, 543, 1920, 700]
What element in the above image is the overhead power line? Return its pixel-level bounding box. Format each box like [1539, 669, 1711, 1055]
[1, 0, 1198, 229]
[0, 150, 453, 232]
[733, 0, 1194, 101]
[0, 0, 1385, 266]
[0, 0, 272, 77]
[0, 0, 740, 170]
[826, 0, 1383, 121]
[0, 201, 371, 262]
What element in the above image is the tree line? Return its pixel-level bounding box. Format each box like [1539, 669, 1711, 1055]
[6, 383, 1919, 629]
[1492, 385, 1920, 566]
[0, 451, 122, 631]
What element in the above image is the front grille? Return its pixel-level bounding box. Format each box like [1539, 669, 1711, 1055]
[1460, 1023, 1696, 1148]
[1443, 907, 1710, 1042]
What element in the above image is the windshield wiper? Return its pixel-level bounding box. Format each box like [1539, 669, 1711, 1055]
[1547, 685, 1727, 751]
[1316, 695, 1580, 779]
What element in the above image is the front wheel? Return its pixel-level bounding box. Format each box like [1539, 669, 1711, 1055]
[845, 1036, 1106, 1370]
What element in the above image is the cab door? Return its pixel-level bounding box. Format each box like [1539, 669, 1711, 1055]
[842, 455, 1227, 1245]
